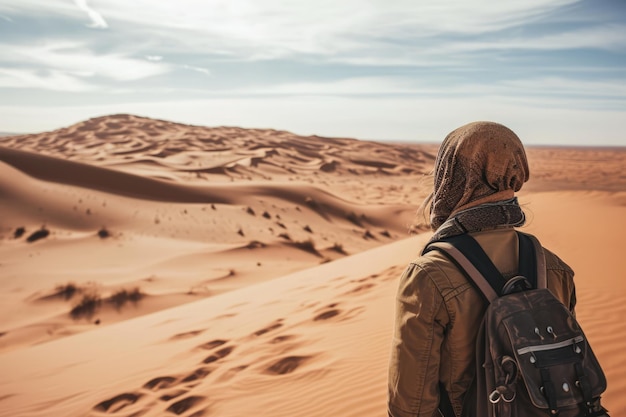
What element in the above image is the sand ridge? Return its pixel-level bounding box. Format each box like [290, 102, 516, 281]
[0, 114, 434, 184]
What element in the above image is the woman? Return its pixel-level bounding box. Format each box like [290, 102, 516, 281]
[387, 121, 577, 417]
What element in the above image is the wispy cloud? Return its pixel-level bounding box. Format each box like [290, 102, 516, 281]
[0, 68, 96, 91]
[1, 41, 169, 82]
[1, 0, 614, 64]
[9, 0, 573, 64]
[232, 77, 418, 96]
[182, 65, 211, 76]
[497, 77, 626, 100]
[73, 0, 108, 29]
[223, 75, 626, 104]
[76, 0, 585, 59]
[437, 23, 626, 54]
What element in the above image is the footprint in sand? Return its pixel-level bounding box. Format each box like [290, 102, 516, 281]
[264, 355, 312, 375]
[94, 369, 210, 414]
[165, 395, 206, 415]
[169, 329, 206, 341]
[181, 367, 213, 382]
[313, 303, 341, 321]
[216, 364, 250, 383]
[343, 282, 376, 295]
[215, 312, 238, 320]
[252, 319, 283, 337]
[338, 268, 401, 295]
[312, 303, 365, 322]
[143, 376, 178, 391]
[269, 334, 296, 344]
[313, 308, 341, 321]
[93, 392, 143, 413]
[197, 339, 228, 350]
[202, 345, 235, 364]
[159, 389, 188, 402]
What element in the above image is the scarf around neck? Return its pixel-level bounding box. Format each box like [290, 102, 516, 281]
[425, 197, 526, 248]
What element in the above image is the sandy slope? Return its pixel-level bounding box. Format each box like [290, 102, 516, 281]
[0, 235, 425, 417]
[0, 119, 425, 352]
[0, 115, 625, 416]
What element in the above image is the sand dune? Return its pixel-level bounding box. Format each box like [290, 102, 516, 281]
[0, 114, 434, 184]
[0, 115, 625, 416]
[0, 115, 425, 353]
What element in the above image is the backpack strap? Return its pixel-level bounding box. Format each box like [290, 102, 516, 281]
[425, 234, 500, 303]
[517, 232, 547, 290]
[424, 231, 546, 303]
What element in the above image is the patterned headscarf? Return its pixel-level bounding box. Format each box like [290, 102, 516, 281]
[430, 121, 529, 230]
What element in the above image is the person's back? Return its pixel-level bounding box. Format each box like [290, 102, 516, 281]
[388, 228, 576, 416]
[387, 122, 577, 417]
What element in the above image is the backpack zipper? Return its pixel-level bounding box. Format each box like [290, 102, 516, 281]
[517, 335, 584, 355]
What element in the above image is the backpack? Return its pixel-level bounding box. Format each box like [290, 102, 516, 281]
[425, 231, 609, 417]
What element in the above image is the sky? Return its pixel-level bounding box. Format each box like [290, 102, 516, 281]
[0, 0, 625, 145]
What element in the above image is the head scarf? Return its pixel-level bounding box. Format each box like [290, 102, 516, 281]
[430, 121, 529, 230]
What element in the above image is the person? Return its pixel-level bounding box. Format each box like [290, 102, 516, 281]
[387, 121, 576, 417]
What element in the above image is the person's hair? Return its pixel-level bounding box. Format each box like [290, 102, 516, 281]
[410, 171, 434, 233]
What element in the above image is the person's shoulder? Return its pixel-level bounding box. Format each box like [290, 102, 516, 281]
[404, 246, 469, 289]
[518, 231, 574, 275]
[542, 246, 574, 275]
[408, 246, 451, 272]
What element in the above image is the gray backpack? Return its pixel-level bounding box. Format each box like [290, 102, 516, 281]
[427, 232, 608, 417]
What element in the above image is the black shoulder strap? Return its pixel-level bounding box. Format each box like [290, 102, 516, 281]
[517, 232, 548, 290]
[424, 231, 543, 303]
[517, 232, 537, 289]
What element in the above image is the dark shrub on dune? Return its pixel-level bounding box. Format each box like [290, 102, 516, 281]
[26, 227, 50, 243]
[70, 293, 101, 319]
[289, 238, 321, 257]
[108, 288, 143, 310]
[55, 283, 79, 300]
[70, 287, 144, 318]
[363, 230, 376, 240]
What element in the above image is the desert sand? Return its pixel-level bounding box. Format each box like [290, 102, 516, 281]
[0, 114, 624, 417]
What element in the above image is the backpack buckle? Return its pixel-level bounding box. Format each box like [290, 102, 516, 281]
[502, 275, 532, 295]
[489, 387, 516, 404]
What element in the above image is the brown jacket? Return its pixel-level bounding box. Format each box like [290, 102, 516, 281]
[387, 228, 576, 417]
